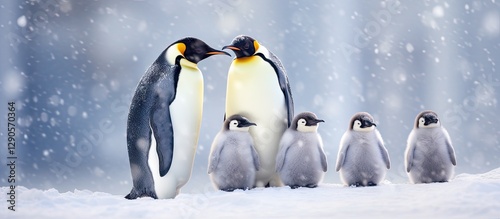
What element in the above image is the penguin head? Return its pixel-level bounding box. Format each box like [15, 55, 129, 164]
[350, 112, 377, 132]
[225, 115, 257, 132]
[222, 35, 260, 58]
[416, 110, 440, 129]
[292, 112, 324, 133]
[166, 37, 230, 67]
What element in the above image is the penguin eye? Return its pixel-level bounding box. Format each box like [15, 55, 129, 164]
[298, 119, 306, 126]
[231, 121, 238, 127]
[244, 42, 250, 50]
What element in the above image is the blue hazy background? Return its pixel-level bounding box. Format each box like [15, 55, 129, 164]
[0, 0, 499, 195]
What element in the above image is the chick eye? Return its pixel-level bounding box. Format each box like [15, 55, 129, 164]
[298, 119, 306, 125]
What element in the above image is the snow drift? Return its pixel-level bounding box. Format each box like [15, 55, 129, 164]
[2, 168, 499, 218]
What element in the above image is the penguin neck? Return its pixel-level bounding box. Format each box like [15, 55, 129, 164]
[353, 126, 375, 132]
[233, 45, 270, 63]
[180, 59, 199, 70]
[255, 44, 269, 57]
[419, 123, 440, 129]
[234, 56, 259, 64]
[165, 45, 199, 70]
[297, 125, 318, 133]
[229, 127, 251, 132]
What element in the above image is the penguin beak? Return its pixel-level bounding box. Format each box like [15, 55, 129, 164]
[314, 119, 325, 124]
[308, 119, 325, 126]
[361, 120, 376, 128]
[424, 117, 439, 125]
[222, 45, 241, 51]
[239, 121, 257, 128]
[206, 50, 231, 56]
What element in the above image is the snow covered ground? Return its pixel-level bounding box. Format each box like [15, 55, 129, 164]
[2, 168, 499, 219]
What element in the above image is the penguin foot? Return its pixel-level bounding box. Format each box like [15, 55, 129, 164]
[306, 184, 318, 188]
[289, 185, 300, 189]
[350, 182, 362, 187]
[220, 188, 236, 192]
[125, 187, 158, 200]
[349, 182, 377, 187]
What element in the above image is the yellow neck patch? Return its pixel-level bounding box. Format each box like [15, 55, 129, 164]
[180, 58, 198, 69]
[234, 55, 260, 64]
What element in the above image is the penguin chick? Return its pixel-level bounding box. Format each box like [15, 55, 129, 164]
[276, 112, 327, 189]
[208, 115, 260, 191]
[405, 110, 457, 184]
[336, 112, 391, 187]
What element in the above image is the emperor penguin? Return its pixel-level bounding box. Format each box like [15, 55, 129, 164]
[208, 115, 260, 191]
[405, 110, 457, 184]
[223, 35, 294, 187]
[125, 37, 229, 199]
[275, 112, 327, 189]
[335, 112, 391, 187]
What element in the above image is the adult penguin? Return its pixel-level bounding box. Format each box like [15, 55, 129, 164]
[223, 35, 294, 187]
[126, 37, 229, 199]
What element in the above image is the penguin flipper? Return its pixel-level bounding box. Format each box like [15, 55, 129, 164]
[208, 134, 226, 174]
[336, 132, 351, 172]
[446, 141, 457, 166]
[378, 142, 391, 169]
[262, 51, 294, 127]
[405, 131, 417, 172]
[251, 142, 261, 171]
[275, 145, 290, 173]
[150, 101, 174, 177]
[275, 131, 292, 172]
[318, 144, 328, 172]
[443, 128, 457, 166]
[376, 131, 391, 169]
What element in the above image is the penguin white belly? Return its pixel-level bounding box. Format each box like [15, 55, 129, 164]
[225, 56, 287, 186]
[148, 67, 203, 199]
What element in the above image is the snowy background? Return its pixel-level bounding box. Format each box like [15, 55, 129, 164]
[0, 0, 499, 216]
